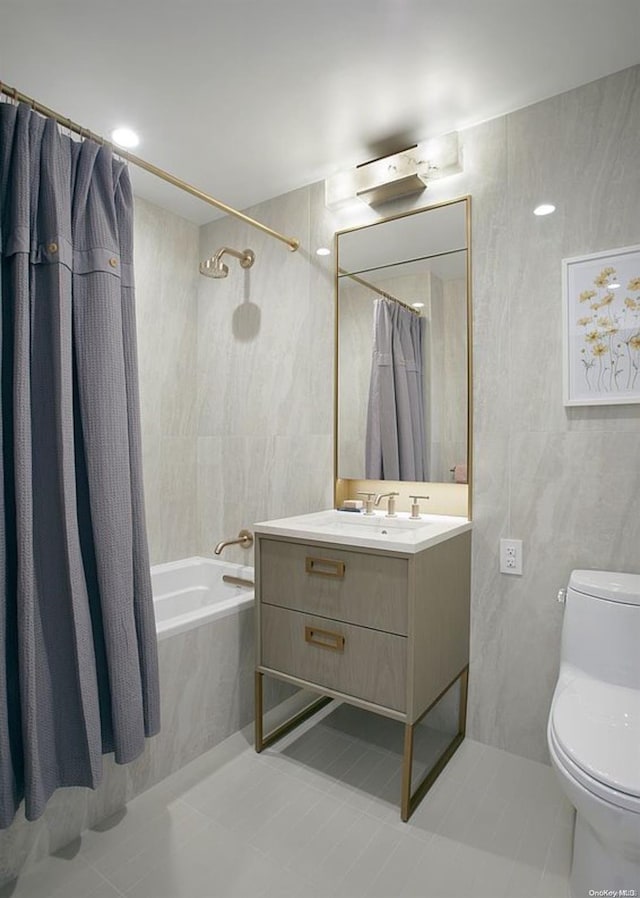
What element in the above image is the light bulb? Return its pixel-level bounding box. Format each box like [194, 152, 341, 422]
[533, 203, 556, 216]
[111, 127, 140, 149]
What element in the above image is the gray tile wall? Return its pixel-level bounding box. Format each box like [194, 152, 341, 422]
[134, 196, 200, 564]
[196, 183, 335, 563]
[465, 65, 640, 761]
[199, 65, 640, 763]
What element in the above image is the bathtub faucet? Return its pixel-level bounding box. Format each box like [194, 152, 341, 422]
[214, 529, 254, 556]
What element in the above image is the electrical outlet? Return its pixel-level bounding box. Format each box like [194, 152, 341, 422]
[500, 538, 523, 575]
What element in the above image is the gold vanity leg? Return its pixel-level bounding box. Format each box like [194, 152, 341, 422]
[400, 664, 469, 822]
[401, 722, 415, 822]
[254, 671, 265, 752]
[254, 670, 332, 753]
[458, 665, 469, 736]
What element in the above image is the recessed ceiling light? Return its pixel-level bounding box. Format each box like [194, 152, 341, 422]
[412, 302, 425, 309]
[533, 203, 556, 216]
[610, 282, 621, 289]
[316, 247, 331, 256]
[111, 127, 140, 149]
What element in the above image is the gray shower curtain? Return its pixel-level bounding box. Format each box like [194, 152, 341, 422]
[0, 103, 160, 827]
[365, 298, 427, 481]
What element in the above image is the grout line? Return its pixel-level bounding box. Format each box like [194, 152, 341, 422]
[87, 866, 128, 897]
[539, 805, 574, 879]
[338, 813, 387, 882]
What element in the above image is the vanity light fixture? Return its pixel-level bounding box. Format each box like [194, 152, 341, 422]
[316, 247, 331, 256]
[325, 132, 462, 211]
[110, 127, 140, 149]
[533, 203, 556, 216]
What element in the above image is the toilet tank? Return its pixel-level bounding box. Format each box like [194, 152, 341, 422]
[561, 570, 640, 689]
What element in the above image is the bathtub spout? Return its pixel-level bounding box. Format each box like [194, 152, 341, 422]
[214, 529, 254, 555]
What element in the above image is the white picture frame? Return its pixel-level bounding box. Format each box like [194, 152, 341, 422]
[562, 244, 640, 406]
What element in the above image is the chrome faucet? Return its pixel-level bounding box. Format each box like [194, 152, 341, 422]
[375, 491, 400, 517]
[214, 529, 254, 556]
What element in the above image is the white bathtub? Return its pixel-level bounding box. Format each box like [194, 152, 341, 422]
[0, 555, 269, 884]
[152, 556, 255, 640]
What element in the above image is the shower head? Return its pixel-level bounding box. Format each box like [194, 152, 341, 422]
[199, 246, 255, 279]
[199, 257, 229, 278]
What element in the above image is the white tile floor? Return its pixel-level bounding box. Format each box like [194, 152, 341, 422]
[0, 702, 573, 898]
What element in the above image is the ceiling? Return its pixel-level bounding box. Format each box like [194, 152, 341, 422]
[2, 1, 639, 225]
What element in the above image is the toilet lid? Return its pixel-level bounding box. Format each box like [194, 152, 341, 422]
[551, 675, 640, 798]
[569, 570, 640, 605]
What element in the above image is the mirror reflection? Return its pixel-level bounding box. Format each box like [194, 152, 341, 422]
[337, 198, 469, 484]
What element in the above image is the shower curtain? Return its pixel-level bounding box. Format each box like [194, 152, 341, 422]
[0, 103, 160, 827]
[365, 298, 427, 481]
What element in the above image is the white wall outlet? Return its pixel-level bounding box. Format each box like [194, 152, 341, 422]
[500, 538, 523, 575]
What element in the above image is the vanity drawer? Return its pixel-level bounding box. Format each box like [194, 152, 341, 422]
[259, 538, 408, 635]
[261, 604, 406, 712]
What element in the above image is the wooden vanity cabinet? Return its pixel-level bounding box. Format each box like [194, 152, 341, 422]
[254, 530, 471, 820]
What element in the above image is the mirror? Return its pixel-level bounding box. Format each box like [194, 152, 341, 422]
[336, 197, 470, 484]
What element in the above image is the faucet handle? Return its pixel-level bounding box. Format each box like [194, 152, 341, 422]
[409, 495, 430, 520]
[385, 492, 400, 518]
[357, 491, 376, 516]
[373, 491, 400, 517]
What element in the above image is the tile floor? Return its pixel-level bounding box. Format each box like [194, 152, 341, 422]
[0, 701, 573, 898]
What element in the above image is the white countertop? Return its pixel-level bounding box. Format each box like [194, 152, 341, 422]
[253, 509, 472, 555]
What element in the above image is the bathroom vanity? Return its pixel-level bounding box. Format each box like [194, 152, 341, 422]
[253, 510, 471, 821]
[253, 195, 474, 820]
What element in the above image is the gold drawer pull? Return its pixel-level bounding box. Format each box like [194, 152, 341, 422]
[305, 556, 345, 579]
[304, 626, 345, 653]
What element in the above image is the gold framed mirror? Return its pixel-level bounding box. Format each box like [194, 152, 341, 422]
[334, 196, 472, 518]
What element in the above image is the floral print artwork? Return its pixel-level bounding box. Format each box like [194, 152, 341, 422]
[577, 268, 640, 391]
[565, 247, 640, 405]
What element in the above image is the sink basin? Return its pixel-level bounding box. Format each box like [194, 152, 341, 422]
[317, 514, 420, 530]
[254, 508, 471, 554]
[311, 513, 429, 540]
[315, 520, 415, 539]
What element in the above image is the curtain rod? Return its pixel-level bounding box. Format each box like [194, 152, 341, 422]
[338, 268, 421, 316]
[0, 81, 300, 253]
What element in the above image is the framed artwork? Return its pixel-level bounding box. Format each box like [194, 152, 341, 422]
[562, 244, 640, 406]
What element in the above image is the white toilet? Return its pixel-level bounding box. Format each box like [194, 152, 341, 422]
[548, 570, 640, 898]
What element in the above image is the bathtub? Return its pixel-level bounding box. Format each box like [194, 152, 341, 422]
[152, 555, 254, 640]
[0, 554, 291, 884]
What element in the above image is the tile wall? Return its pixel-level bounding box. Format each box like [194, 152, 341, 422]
[134, 196, 200, 564]
[197, 65, 640, 762]
[196, 184, 335, 561]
